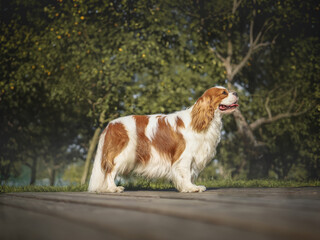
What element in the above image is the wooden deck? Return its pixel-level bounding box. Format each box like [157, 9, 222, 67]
[1, 187, 320, 240]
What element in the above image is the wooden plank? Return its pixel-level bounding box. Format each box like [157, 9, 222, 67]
[1, 188, 319, 240]
[8, 187, 320, 209]
[0, 204, 121, 240]
[8, 191, 320, 229]
[0, 195, 274, 240]
[59, 188, 320, 211]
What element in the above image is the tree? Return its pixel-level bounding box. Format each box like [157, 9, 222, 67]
[178, 0, 319, 178]
[0, 0, 51, 183]
[36, 0, 225, 184]
[0, 0, 90, 185]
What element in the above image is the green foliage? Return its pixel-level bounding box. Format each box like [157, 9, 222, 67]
[62, 162, 88, 184]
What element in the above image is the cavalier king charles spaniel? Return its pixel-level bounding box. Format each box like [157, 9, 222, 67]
[88, 86, 239, 193]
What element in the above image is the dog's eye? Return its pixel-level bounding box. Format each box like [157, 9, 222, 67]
[222, 91, 228, 95]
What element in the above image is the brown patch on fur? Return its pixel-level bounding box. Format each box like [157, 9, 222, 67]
[176, 116, 185, 128]
[152, 117, 186, 164]
[133, 115, 151, 165]
[191, 87, 228, 132]
[101, 122, 129, 173]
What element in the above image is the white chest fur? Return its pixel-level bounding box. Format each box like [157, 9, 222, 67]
[185, 112, 223, 176]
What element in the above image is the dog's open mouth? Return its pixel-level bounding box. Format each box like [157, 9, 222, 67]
[219, 102, 239, 111]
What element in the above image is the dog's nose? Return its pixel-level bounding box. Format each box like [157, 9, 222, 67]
[232, 92, 238, 97]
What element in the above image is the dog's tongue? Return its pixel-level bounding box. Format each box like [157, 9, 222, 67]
[230, 103, 239, 107]
[219, 104, 239, 110]
[219, 105, 227, 110]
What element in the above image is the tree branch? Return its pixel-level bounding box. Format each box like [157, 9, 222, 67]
[233, 109, 267, 147]
[252, 41, 271, 50]
[229, 47, 253, 80]
[229, 6, 274, 79]
[231, 21, 274, 79]
[288, 88, 297, 113]
[270, 89, 293, 102]
[232, 0, 243, 14]
[259, 87, 299, 129]
[263, 86, 281, 118]
[265, 96, 272, 118]
[209, 47, 225, 62]
[250, 110, 307, 130]
[249, 19, 254, 45]
[249, 0, 256, 45]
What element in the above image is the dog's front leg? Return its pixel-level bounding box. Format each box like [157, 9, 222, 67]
[172, 160, 206, 193]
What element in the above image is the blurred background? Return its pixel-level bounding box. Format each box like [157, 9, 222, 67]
[0, 0, 319, 186]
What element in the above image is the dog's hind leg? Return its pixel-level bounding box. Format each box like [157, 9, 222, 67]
[88, 121, 130, 193]
[98, 169, 124, 193]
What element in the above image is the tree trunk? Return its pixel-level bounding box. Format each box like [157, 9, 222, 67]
[228, 82, 271, 178]
[80, 127, 102, 185]
[81, 109, 107, 185]
[49, 168, 56, 186]
[0, 162, 12, 184]
[29, 158, 37, 185]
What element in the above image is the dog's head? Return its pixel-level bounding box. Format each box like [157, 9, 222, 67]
[196, 86, 239, 113]
[215, 86, 239, 114]
[191, 86, 239, 131]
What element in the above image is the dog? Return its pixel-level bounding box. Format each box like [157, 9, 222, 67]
[88, 86, 239, 193]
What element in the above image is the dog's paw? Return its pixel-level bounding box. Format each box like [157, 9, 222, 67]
[115, 186, 125, 193]
[108, 186, 125, 193]
[180, 185, 206, 193]
[95, 186, 125, 193]
[196, 185, 206, 192]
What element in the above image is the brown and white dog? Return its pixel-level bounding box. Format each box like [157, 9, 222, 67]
[88, 86, 239, 193]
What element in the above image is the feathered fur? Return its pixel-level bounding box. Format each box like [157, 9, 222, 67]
[88, 86, 239, 193]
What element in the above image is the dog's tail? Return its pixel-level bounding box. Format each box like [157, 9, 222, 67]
[88, 129, 107, 192]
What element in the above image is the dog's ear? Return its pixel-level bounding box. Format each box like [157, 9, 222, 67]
[191, 95, 218, 132]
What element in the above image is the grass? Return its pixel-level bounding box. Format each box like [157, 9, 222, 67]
[1, 179, 319, 193]
[197, 179, 320, 188]
[0, 184, 88, 193]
